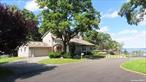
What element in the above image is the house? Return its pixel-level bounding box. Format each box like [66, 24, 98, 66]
[18, 32, 94, 57]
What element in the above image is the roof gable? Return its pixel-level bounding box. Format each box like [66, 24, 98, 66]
[41, 31, 50, 39]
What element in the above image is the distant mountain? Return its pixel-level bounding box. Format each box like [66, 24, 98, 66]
[123, 48, 146, 53]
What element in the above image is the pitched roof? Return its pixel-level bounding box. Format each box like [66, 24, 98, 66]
[41, 31, 94, 46]
[70, 38, 94, 46]
[41, 31, 50, 39]
[26, 41, 51, 47]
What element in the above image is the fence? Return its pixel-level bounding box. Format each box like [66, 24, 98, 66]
[105, 55, 127, 58]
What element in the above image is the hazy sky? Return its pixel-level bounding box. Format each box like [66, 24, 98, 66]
[1, 0, 146, 48]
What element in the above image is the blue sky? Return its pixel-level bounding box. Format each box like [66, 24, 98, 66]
[0, 0, 146, 48]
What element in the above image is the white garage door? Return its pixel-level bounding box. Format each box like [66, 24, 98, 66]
[33, 47, 49, 57]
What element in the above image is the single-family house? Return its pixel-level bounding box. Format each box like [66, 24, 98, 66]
[18, 32, 94, 57]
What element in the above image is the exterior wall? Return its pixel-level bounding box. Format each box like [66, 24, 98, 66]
[18, 46, 30, 57]
[42, 32, 63, 47]
[42, 32, 53, 46]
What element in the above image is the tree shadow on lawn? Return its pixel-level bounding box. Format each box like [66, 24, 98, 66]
[0, 61, 57, 82]
[0, 62, 8, 65]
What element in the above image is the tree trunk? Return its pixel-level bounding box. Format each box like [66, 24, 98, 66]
[66, 42, 69, 53]
[63, 42, 67, 53]
[63, 41, 70, 53]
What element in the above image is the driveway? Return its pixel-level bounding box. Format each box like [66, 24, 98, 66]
[1, 58, 146, 82]
[0, 56, 51, 75]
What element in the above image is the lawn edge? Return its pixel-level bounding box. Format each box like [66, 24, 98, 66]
[120, 62, 146, 76]
[57, 59, 86, 65]
[39, 59, 86, 65]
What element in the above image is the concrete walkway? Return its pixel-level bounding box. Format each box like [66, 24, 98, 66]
[15, 56, 49, 63]
[1, 58, 146, 82]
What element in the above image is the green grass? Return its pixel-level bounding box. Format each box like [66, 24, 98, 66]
[0, 57, 22, 64]
[0, 67, 14, 79]
[122, 58, 146, 74]
[39, 58, 84, 64]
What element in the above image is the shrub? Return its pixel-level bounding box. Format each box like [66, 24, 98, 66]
[109, 51, 116, 55]
[73, 55, 81, 59]
[48, 52, 76, 58]
[83, 52, 93, 58]
[61, 52, 77, 58]
[91, 51, 106, 58]
[48, 52, 62, 58]
[61, 52, 71, 58]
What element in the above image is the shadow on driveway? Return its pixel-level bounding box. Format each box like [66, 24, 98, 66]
[0, 61, 57, 82]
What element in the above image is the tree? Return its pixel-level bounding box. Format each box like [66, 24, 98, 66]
[84, 30, 112, 50]
[0, 4, 37, 55]
[84, 30, 98, 44]
[119, 0, 146, 25]
[84, 30, 122, 52]
[22, 9, 41, 41]
[123, 49, 128, 55]
[36, 0, 100, 53]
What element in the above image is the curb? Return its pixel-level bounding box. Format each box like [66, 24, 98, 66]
[120, 63, 146, 76]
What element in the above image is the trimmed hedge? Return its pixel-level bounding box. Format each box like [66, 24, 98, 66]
[48, 52, 62, 58]
[82, 51, 106, 59]
[48, 52, 76, 58]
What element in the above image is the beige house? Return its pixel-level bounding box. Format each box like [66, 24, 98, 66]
[18, 32, 94, 57]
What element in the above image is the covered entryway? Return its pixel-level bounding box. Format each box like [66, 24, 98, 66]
[53, 44, 63, 52]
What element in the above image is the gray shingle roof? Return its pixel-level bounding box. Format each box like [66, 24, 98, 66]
[26, 41, 51, 47]
[70, 38, 94, 46]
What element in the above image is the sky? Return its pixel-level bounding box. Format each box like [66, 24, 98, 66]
[0, 0, 146, 48]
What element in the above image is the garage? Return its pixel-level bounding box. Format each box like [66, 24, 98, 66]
[30, 47, 50, 57]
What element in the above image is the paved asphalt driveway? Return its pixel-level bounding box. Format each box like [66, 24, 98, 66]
[1, 58, 146, 82]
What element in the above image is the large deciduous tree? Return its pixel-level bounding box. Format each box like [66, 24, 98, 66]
[0, 4, 38, 55]
[119, 0, 146, 25]
[84, 30, 122, 52]
[22, 9, 41, 41]
[36, 0, 100, 53]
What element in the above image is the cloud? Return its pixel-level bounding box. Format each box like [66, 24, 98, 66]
[112, 30, 146, 48]
[102, 10, 119, 18]
[97, 25, 145, 48]
[118, 29, 138, 35]
[98, 26, 109, 32]
[126, 0, 130, 2]
[24, 0, 39, 12]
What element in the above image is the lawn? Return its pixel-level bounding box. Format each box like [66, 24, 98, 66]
[122, 58, 146, 74]
[39, 58, 84, 64]
[0, 57, 22, 64]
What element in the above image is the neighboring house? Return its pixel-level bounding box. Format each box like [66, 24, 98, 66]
[18, 32, 94, 57]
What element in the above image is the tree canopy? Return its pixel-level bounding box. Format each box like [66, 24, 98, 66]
[22, 9, 41, 41]
[36, 0, 100, 52]
[84, 30, 122, 52]
[0, 4, 39, 55]
[119, 0, 146, 25]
